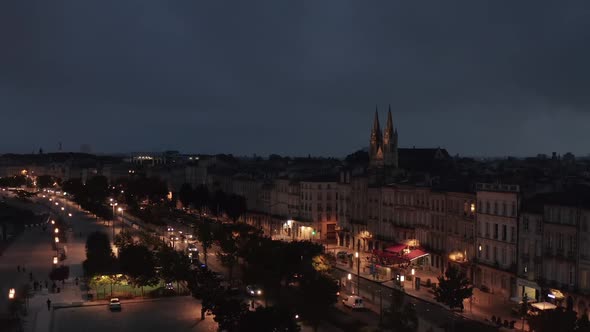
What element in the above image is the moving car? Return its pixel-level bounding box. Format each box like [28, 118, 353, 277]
[246, 285, 263, 297]
[342, 295, 364, 309]
[109, 298, 121, 311]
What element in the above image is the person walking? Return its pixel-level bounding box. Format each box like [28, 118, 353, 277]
[47, 298, 51, 311]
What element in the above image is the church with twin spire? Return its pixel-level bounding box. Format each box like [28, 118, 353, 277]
[369, 105, 398, 169]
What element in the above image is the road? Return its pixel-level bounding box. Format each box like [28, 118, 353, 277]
[52, 297, 216, 332]
[331, 267, 497, 332]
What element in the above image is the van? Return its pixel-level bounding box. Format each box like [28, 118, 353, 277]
[342, 295, 364, 309]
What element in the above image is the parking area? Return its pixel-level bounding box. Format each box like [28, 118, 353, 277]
[52, 297, 217, 332]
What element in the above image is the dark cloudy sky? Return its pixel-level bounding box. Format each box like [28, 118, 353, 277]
[2, 1, 590, 157]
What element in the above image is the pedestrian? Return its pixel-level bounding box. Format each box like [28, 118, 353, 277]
[47, 298, 51, 311]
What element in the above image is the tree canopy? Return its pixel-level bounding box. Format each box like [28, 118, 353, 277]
[83, 231, 115, 277]
[433, 266, 473, 311]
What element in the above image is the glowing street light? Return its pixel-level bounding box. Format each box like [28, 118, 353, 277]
[55, 202, 58, 206]
[54, 237, 59, 243]
[54, 228, 59, 234]
[53, 256, 58, 265]
[68, 213, 72, 217]
[8, 288, 15, 299]
[347, 273, 352, 280]
[61, 207, 65, 211]
[51, 220, 55, 225]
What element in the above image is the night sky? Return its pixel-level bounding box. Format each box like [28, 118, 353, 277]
[2, 1, 590, 157]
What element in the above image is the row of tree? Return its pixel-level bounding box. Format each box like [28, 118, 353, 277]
[83, 231, 192, 296]
[178, 184, 247, 222]
[189, 218, 339, 331]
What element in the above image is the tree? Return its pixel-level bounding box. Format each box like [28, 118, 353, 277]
[114, 229, 135, 248]
[195, 220, 214, 266]
[577, 313, 590, 332]
[211, 296, 248, 332]
[528, 307, 577, 332]
[156, 246, 191, 291]
[216, 230, 239, 281]
[37, 175, 54, 189]
[83, 231, 115, 277]
[178, 183, 194, 209]
[193, 185, 210, 216]
[208, 190, 227, 218]
[189, 268, 224, 320]
[118, 244, 158, 296]
[240, 306, 301, 332]
[297, 273, 339, 332]
[433, 266, 473, 311]
[225, 194, 247, 222]
[312, 253, 335, 275]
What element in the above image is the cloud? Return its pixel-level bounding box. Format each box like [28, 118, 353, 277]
[1, 1, 590, 155]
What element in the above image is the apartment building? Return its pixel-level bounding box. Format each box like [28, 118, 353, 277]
[474, 183, 519, 300]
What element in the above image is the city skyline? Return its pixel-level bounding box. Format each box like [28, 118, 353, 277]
[2, 2, 590, 156]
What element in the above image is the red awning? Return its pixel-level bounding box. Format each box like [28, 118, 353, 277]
[373, 250, 396, 258]
[403, 249, 429, 261]
[384, 244, 406, 254]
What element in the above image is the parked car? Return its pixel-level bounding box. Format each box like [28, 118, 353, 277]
[109, 298, 122, 311]
[246, 285, 263, 297]
[342, 295, 364, 309]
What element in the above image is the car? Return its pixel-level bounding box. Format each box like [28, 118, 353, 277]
[342, 295, 364, 309]
[246, 285, 263, 297]
[188, 244, 198, 252]
[109, 298, 121, 311]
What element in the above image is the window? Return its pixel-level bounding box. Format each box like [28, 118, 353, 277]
[511, 202, 516, 216]
[502, 202, 507, 216]
[502, 225, 507, 241]
[523, 216, 529, 231]
[486, 201, 490, 214]
[494, 224, 499, 239]
[485, 245, 490, 259]
[511, 227, 515, 243]
[493, 246, 497, 261]
[501, 247, 506, 264]
[536, 220, 542, 234]
[494, 202, 498, 215]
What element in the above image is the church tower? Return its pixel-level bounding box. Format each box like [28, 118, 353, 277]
[369, 107, 384, 168]
[382, 105, 398, 168]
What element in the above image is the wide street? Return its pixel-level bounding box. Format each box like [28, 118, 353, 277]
[52, 297, 216, 332]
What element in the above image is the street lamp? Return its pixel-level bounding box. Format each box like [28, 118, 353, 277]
[355, 251, 360, 295]
[8, 288, 15, 300]
[53, 256, 58, 265]
[54, 228, 59, 234]
[68, 213, 72, 217]
[54, 237, 59, 243]
[51, 220, 55, 225]
[110, 201, 118, 239]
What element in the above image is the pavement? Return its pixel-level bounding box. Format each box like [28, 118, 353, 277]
[330, 246, 523, 331]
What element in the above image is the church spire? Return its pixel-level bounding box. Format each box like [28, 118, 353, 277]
[371, 106, 381, 140]
[384, 104, 393, 140]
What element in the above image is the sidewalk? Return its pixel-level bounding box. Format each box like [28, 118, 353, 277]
[332, 246, 519, 331]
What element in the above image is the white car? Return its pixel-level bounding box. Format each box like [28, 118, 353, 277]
[342, 295, 364, 309]
[246, 285, 263, 297]
[109, 298, 121, 311]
